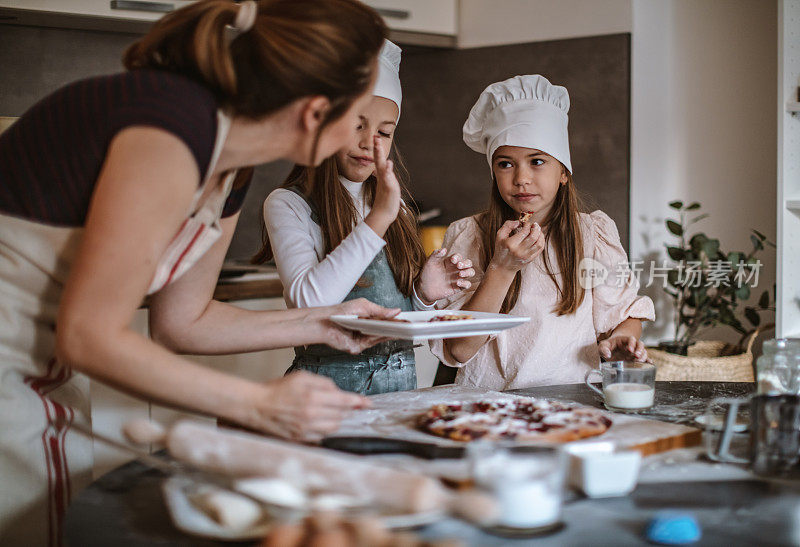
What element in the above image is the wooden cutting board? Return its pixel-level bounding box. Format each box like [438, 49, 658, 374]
[333, 385, 701, 457]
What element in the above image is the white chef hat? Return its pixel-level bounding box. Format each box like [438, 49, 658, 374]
[463, 74, 572, 173]
[373, 40, 402, 118]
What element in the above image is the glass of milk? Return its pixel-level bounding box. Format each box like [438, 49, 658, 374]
[585, 361, 656, 412]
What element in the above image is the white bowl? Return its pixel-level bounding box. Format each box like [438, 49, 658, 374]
[565, 443, 641, 498]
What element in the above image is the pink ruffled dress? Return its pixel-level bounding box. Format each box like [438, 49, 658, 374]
[430, 210, 655, 390]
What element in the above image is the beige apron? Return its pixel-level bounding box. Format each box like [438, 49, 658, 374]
[0, 112, 235, 546]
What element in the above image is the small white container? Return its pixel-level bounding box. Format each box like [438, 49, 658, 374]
[566, 442, 641, 498]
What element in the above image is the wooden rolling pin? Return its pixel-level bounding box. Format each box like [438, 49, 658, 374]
[164, 420, 448, 515]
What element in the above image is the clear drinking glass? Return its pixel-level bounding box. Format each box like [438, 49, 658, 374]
[585, 361, 656, 412]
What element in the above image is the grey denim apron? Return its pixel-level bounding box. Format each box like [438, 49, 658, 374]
[285, 187, 417, 395]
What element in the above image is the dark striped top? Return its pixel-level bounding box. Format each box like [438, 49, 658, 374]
[0, 69, 251, 226]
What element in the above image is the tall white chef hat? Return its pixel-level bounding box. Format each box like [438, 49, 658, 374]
[463, 74, 572, 173]
[373, 40, 402, 118]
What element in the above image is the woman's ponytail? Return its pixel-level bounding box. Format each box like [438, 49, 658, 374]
[124, 0, 386, 121]
[124, 1, 239, 100]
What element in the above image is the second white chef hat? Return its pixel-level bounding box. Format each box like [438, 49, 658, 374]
[373, 40, 402, 119]
[463, 74, 572, 173]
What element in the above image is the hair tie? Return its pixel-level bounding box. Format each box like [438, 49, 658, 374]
[234, 0, 258, 33]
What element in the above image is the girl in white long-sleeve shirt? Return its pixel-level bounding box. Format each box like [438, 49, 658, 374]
[258, 41, 474, 394]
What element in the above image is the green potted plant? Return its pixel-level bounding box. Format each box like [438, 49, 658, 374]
[658, 200, 775, 356]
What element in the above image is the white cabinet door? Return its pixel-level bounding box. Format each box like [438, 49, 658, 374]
[0, 0, 195, 19]
[0, 0, 195, 31]
[0, 0, 457, 45]
[363, 0, 457, 36]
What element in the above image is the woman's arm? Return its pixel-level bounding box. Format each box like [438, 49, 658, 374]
[445, 220, 544, 363]
[56, 127, 372, 440]
[149, 212, 392, 355]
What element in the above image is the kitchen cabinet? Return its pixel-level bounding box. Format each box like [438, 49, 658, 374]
[0, 0, 632, 48]
[0, 0, 457, 43]
[778, 0, 800, 339]
[0, 0, 195, 33]
[363, 0, 457, 47]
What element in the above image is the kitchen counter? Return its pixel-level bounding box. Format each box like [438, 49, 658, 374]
[141, 267, 285, 306]
[212, 277, 283, 302]
[213, 264, 284, 302]
[65, 382, 788, 546]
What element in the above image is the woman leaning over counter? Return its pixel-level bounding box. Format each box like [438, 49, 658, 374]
[0, 1, 395, 544]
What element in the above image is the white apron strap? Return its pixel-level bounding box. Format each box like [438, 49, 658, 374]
[146, 110, 238, 295]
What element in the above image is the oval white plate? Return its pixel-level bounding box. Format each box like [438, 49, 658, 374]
[330, 310, 530, 341]
[162, 477, 444, 541]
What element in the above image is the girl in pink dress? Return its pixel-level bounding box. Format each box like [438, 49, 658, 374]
[430, 75, 655, 390]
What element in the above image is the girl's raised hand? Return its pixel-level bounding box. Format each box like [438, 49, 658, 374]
[489, 219, 545, 272]
[365, 135, 401, 237]
[598, 335, 650, 363]
[415, 248, 476, 305]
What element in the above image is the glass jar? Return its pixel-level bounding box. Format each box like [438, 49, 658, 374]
[467, 442, 566, 531]
[756, 338, 800, 394]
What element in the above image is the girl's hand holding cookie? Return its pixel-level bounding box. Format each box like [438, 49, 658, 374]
[489, 219, 545, 272]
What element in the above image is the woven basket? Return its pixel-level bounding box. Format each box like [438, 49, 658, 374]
[647, 330, 760, 382]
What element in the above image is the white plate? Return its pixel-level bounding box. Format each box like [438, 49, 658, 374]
[162, 478, 444, 541]
[162, 478, 273, 541]
[330, 310, 530, 341]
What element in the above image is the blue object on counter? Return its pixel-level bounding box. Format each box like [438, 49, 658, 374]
[646, 511, 701, 545]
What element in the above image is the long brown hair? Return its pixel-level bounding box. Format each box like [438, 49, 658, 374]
[254, 147, 426, 297]
[477, 170, 586, 314]
[124, 0, 385, 125]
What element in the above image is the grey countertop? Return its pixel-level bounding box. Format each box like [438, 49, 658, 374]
[65, 381, 800, 546]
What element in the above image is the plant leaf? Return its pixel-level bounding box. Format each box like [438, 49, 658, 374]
[753, 229, 766, 240]
[667, 220, 683, 236]
[690, 214, 710, 224]
[667, 269, 680, 286]
[759, 290, 770, 308]
[669, 200, 684, 210]
[735, 285, 750, 301]
[686, 202, 701, 210]
[703, 239, 720, 257]
[667, 246, 685, 261]
[750, 234, 764, 251]
[690, 233, 708, 252]
[745, 307, 760, 327]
